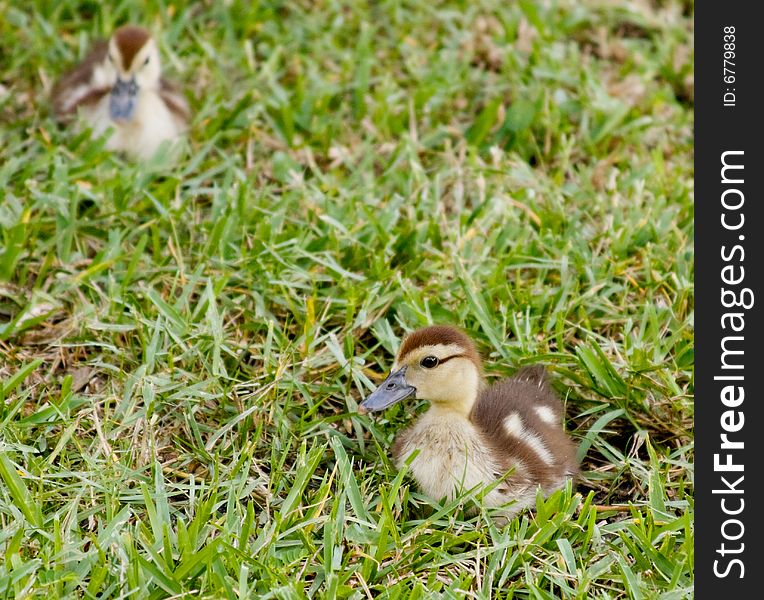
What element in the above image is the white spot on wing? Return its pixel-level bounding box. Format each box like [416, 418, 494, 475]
[503, 412, 554, 465]
[503, 412, 523, 436]
[535, 405, 557, 425]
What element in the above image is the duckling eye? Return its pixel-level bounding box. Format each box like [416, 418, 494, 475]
[420, 356, 439, 369]
[144, 57, 150, 66]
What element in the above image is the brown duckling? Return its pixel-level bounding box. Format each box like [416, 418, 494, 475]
[359, 325, 578, 520]
[51, 25, 189, 160]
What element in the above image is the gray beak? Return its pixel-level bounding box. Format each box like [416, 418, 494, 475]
[358, 367, 416, 414]
[110, 77, 138, 121]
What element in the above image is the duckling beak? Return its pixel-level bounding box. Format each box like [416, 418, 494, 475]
[110, 77, 139, 121]
[358, 367, 416, 414]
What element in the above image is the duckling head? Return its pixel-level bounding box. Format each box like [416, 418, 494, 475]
[102, 25, 161, 121]
[359, 325, 483, 417]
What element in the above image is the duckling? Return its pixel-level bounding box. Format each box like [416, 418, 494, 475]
[51, 25, 189, 160]
[359, 325, 578, 520]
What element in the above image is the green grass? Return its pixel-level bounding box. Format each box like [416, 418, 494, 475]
[0, 0, 693, 597]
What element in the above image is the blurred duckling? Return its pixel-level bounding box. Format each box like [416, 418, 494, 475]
[359, 325, 578, 520]
[51, 25, 189, 160]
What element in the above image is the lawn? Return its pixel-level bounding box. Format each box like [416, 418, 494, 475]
[0, 0, 694, 597]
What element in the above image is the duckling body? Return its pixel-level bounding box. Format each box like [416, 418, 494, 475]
[51, 25, 189, 160]
[392, 408, 514, 509]
[360, 326, 578, 520]
[83, 80, 186, 159]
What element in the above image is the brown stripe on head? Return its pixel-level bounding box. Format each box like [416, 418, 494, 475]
[113, 25, 151, 70]
[398, 325, 482, 369]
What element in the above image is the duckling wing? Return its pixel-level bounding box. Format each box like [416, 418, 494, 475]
[51, 40, 111, 120]
[471, 369, 578, 489]
[506, 365, 564, 419]
[159, 78, 190, 124]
